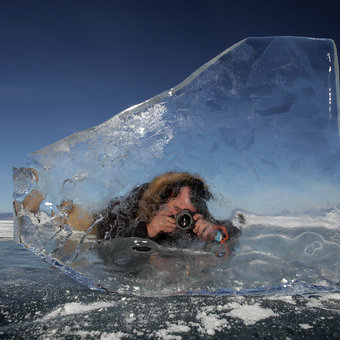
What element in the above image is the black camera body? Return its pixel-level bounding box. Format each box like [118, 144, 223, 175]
[175, 209, 195, 230]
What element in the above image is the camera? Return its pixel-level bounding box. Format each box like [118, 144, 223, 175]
[175, 209, 195, 230]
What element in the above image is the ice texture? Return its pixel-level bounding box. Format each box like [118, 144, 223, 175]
[13, 36, 340, 295]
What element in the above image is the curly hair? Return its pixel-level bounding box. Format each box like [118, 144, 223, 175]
[137, 172, 212, 223]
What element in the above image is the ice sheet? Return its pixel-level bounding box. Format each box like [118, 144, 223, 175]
[12, 36, 340, 295]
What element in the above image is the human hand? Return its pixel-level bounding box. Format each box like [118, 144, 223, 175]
[193, 214, 216, 242]
[146, 211, 176, 238]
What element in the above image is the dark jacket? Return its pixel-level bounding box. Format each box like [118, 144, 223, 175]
[96, 183, 241, 245]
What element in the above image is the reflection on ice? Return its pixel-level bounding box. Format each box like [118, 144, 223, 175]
[14, 208, 340, 295]
[13, 36, 340, 295]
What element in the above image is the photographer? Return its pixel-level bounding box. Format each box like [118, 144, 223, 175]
[95, 172, 242, 246]
[17, 170, 242, 247]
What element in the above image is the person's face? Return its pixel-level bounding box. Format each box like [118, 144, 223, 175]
[163, 186, 196, 216]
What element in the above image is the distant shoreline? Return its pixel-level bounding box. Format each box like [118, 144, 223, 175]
[0, 212, 13, 220]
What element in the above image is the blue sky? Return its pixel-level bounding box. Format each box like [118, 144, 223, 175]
[1, 0, 339, 213]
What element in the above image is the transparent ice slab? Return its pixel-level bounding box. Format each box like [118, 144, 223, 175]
[13, 36, 340, 295]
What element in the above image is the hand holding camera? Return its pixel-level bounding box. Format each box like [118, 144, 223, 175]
[147, 208, 228, 243]
[173, 210, 214, 242]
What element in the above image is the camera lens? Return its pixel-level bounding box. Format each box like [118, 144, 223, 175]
[178, 215, 191, 228]
[175, 210, 194, 230]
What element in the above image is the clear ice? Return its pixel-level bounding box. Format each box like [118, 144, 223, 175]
[13, 37, 340, 295]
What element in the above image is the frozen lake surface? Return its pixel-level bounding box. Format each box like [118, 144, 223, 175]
[1, 220, 340, 339]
